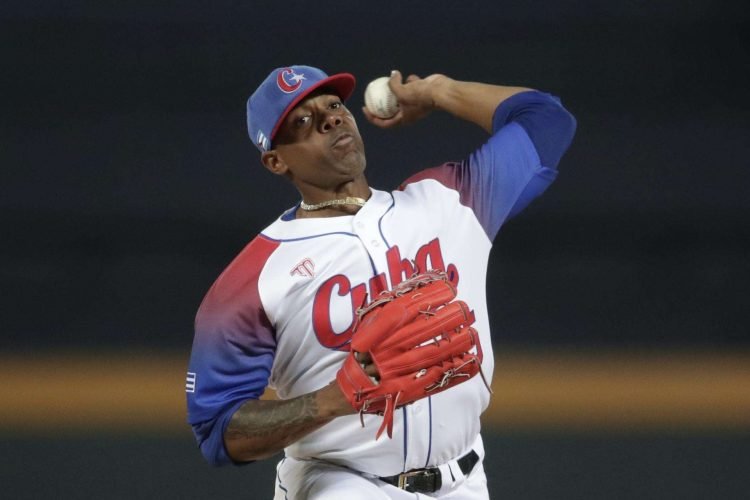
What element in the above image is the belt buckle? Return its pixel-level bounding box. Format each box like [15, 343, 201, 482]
[398, 471, 421, 490]
[397, 469, 426, 490]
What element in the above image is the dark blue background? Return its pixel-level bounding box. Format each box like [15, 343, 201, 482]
[3, 433, 748, 500]
[2, 4, 749, 499]
[2, 1, 749, 349]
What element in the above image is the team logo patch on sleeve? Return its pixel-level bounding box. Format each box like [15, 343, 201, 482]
[185, 372, 196, 393]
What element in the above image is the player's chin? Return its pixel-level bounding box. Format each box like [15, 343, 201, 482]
[332, 145, 366, 171]
[335, 162, 366, 183]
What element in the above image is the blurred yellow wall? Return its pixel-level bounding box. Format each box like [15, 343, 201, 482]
[2, 349, 748, 434]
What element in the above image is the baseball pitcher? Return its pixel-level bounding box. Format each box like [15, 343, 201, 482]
[186, 65, 576, 498]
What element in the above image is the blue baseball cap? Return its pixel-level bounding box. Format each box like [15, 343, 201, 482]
[247, 65, 356, 152]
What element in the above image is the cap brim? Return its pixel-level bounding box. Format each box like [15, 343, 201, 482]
[270, 72, 356, 143]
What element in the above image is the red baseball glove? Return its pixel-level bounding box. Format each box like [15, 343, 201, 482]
[336, 270, 489, 439]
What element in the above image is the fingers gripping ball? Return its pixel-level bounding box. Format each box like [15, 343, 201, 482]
[364, 76, 400, 118]
[336, 271, 491, 439]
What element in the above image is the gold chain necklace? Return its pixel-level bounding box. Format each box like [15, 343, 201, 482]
[299, 197, 367, 211]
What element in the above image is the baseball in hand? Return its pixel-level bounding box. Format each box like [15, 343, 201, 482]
[364, 76, 400, 119]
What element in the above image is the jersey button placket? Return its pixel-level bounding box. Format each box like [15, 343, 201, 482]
[404, 400, 429, 471]
[353, 213, 389, 272]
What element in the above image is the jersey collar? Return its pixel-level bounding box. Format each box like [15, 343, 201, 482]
[262, 188, 393, 241]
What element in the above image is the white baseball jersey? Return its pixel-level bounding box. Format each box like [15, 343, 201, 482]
[187, 91, 574, 478]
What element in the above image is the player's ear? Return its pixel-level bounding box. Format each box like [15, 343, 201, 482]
[261, 150, 289, 176]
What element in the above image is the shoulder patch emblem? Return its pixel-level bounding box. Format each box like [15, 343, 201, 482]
[290, 258, 315, 278]
[185, 372, 196, 393]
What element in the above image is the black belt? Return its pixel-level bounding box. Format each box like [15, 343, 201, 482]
[378, 450, 479, 493]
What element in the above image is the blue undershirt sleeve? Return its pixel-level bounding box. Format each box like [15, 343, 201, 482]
[492, 90, 577, 170]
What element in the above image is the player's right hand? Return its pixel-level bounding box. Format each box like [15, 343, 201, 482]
[362, 70, 447, 128]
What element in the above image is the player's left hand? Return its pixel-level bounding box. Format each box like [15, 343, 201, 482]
[335, 270, 490, 440]
[362, 70, 447, 128]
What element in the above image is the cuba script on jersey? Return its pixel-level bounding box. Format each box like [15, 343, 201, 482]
[312, 238, 460, 350]
[188, 116, 561, 473]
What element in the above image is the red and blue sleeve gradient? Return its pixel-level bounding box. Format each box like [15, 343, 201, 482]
[186, 235, 279, 466]
[401, 90, 576, 240]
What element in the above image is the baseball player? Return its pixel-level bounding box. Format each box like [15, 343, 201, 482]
[186, 65, 576, 498]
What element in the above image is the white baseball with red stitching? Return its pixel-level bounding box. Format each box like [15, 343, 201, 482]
[364, 76, 399, 118]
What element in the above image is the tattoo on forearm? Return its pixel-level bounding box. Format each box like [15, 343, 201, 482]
[225, 393, 325, 441]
